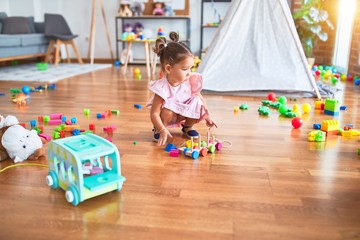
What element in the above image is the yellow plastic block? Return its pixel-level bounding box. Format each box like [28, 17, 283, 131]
[314, 100, 324, 110]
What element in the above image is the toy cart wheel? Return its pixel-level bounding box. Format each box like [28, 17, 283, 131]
[65, 185, 79, 206]
[46, 171, 59, 189]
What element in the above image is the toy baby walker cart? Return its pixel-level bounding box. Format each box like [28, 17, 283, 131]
[46, 133, 125, 206]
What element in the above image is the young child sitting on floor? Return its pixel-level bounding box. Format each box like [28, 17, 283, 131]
[146, 32, 217, 146]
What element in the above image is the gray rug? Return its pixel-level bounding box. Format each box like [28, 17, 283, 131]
[0, 63, 112, 83]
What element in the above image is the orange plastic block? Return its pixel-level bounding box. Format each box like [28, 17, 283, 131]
[320, 119, 339, 132]
[63, 125, 80, 132]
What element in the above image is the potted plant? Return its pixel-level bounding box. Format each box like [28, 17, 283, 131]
[292, 0, 334, 66]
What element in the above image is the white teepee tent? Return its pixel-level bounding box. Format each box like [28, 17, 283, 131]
[198, 0, 321, 98]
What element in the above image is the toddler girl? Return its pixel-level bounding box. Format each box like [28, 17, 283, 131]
[147, 32, 217, 146]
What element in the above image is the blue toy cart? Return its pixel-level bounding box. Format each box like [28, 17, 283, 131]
[46, 133, 125, 206]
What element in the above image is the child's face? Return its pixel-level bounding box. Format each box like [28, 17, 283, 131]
[166, 56, 194, 86]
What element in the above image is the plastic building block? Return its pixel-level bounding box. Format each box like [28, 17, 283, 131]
[63, 125, 80, 132]
[239, 103, 248, 110]
[258, 106, 270, 116]
[72, 129, 81, 135]
[52, 131, 61, 139]
[71, 117, 77, 124]
[134, 104, 142, 109]
[46, 134, 125, 205]
[50, 113, 62, 119]
[83, 109, 90, 116]
[89, 123, 95, 131]
[111, 109, 120, 115]
[324, 99, 340, 115]
[43, 116, 50, 123]
[314, 100, 324, 110]
[320, 119, 339, 136]
[39, 126, 44, 133]
[61, 116, 67, 122]
[341, 129, 360, 137]
[48, 119, 62, 125]
[169, 149, 180, 157]
[308, 130, 326, 142]
[340, 106, 347, 110]
[0, 92, 5, 96]
[39, 133, 51, 141]
[164, 143, 177, 152]
[30, 120, 37, 127]
[313, 123, 321, 129]
[233, 107, 239, 113]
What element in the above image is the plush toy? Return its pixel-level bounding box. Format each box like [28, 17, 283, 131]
[164, 4, 175, 16]
[0, 115, 46, 163]
[130, 1, 145, 16]
[119, 3, 133, 17]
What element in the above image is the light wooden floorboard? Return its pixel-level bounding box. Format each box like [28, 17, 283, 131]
[0, 65, 359, 240]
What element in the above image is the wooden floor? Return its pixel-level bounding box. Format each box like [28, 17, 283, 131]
[0, 65, 359, 240]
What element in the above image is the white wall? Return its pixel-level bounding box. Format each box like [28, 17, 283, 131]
[0, 0, 204, 60]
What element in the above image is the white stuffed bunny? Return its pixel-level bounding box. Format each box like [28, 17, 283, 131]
[0, 115, 46, 163]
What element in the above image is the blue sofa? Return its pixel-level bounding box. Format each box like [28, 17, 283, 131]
[0, 12, 49, 62]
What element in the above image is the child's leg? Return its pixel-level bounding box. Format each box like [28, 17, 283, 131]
[152, 108, 177, 142]
[159, 108, 177, 127]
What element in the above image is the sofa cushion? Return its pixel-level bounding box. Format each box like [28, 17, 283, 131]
[2, 17, 31, 34]
[20, 34, 48, 46]
[35, 22, 45, 33]
[0, 35, 21, 47]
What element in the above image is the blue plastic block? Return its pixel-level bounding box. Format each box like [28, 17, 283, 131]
[30, 120, 37, 127]
[134, 104, 142, 109]
[313, 123, 321, 130]
[164, 143, 177, 152]
[71, 117, 77, 124]
[340, 106, 347, 110]
[324, 109, 339, 116]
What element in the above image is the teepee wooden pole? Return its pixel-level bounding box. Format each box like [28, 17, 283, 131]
[88, 0, 114, 64]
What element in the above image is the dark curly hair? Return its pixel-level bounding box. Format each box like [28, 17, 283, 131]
[153, 32, 193, 72]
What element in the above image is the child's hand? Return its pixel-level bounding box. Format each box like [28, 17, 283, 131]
[157, 129, 173, 146]
[205, 117, 217, 129]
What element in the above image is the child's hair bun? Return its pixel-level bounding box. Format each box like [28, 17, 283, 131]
[153, 37, 167, 56]
[169, 32, 179, 42]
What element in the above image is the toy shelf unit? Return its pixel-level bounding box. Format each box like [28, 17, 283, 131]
[200, 0, 231, 58]
[46, 133, 126, 206]
[115, 16, 191, 64]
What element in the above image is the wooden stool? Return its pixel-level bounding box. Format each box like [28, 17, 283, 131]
[121, 39, 157, 78]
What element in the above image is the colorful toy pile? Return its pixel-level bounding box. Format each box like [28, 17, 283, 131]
[164, 132, 223, 160]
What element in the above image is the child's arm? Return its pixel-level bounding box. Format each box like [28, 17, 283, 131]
[196, 93, 217, 128]
[150, 94, 173, 145]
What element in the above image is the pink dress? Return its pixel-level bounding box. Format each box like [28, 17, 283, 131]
[146, 73, 207, 126]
